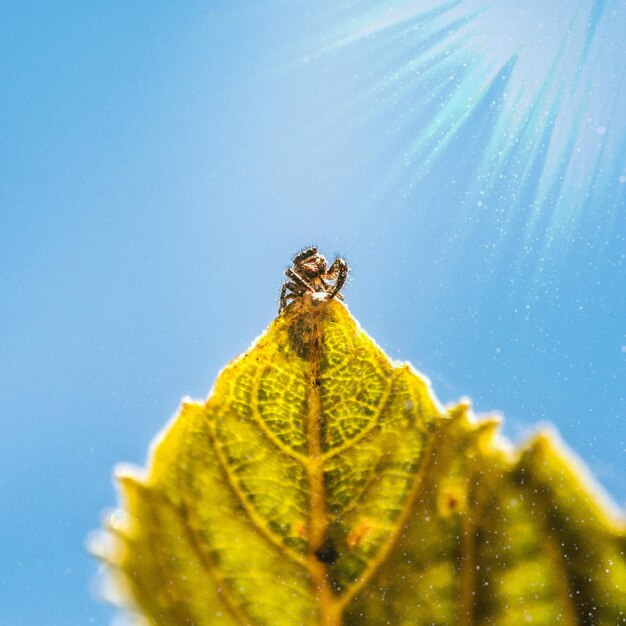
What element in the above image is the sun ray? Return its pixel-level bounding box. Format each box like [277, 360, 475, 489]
[314, 0, 626, 267]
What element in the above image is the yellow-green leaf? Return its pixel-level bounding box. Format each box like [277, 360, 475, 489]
[95, 295, 626, 625]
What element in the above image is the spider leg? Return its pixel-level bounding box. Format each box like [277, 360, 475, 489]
[279, 283, 290, 313]
[279, 281, 303, 313]
[285, 268, 323, 293]
[283, 281, 303, 292]
[314, 276, 344, 301]
[325, 258, 349, 299]
[323, 261, 339, 281]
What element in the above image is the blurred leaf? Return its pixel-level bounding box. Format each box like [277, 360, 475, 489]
[96, 297, 626, 625]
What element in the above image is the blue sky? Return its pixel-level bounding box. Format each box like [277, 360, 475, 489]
[1, 2, 624, 624]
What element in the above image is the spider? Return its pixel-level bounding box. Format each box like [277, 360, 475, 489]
[279, 247, 349, 313]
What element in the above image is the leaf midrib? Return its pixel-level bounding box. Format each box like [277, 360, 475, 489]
[304, 316, 342, 626]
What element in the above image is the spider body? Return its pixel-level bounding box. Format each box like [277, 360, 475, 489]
[279, 247, 348, 313]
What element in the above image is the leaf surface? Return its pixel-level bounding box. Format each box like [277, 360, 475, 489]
[96, 296, 626, 625]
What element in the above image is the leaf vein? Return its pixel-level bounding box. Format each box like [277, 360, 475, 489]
[337, 427, 441, 607]
[323, 369, 398, 460]
[207, 419, 308, 567]
[248, 362, 309, 463]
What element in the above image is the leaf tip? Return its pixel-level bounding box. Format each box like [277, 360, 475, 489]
[521, 428, 626, 530]
[449, 397, 472, 418]
[114, 462, 147, 486]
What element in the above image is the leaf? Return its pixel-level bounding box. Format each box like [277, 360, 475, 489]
[94, 296, 626, 625]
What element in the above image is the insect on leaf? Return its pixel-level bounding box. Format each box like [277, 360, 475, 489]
[94, 293, 626, 625]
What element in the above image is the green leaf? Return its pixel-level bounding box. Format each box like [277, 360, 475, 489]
[94, 296, 626, 625]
